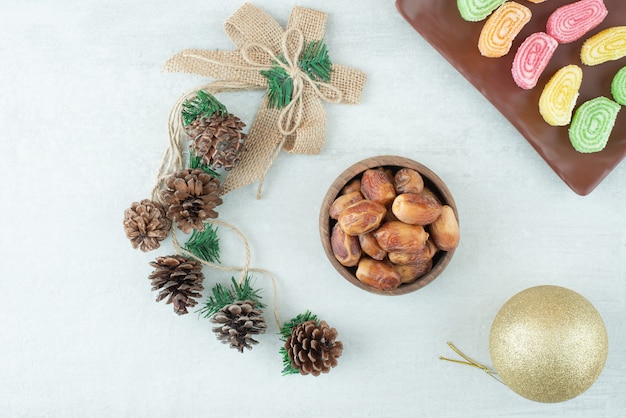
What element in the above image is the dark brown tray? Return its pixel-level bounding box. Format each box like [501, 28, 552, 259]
[396, 0, 626, 195]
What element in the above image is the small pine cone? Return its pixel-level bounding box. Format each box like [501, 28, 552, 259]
[148, 255, 204, 315]
[186, 113, 247, 171]
[211, 300, 267, 353]
[285, 320, 343, 376]
[123, 199, 171, 252]
[161, 168, 223, 234]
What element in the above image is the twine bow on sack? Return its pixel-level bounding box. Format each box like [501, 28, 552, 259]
[165, 3, 367, 197]
[241, 28, 343, 136]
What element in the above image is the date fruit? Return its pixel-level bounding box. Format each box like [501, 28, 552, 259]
[329, 191, 364, 220]
[330, 223, 361, 267]
[341, 178, 361, 195]
[361, 168, 396, 206]
[337, 200, 386, 236]
[395, 259, 433, 284]
[356, 258, 401, 291]
[387, 239, 438, 265]
[394, 168, 424, 194]
[358, 232, 387, 260]
[372, 221, 429, 252]
[392, 192, 442, 226]
[429, 205, 460, 251]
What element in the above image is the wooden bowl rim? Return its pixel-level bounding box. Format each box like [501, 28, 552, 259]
[319, 155, 458, 296]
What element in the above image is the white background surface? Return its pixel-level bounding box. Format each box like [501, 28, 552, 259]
[2, 0, 626, 417]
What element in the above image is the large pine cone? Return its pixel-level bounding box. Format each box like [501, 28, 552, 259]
[186, 113, 246, 171]
[211, 300, 267, 353]
[285, 320, 343, 376]
[161, 168, 223, 234]
[123, 199, 171, 252]
[148, 255, 204, 315]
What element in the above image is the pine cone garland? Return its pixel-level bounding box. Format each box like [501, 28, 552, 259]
[123, 199, 171, 252]
[161, 168, 223, 234]
[148, 255, 204, 315]
[186, 113, 246, 171]
[211, 300, 267, 352]
[285, 320, 343, 376]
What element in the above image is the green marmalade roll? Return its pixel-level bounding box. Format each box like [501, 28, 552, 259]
[569, 96, 620, 153]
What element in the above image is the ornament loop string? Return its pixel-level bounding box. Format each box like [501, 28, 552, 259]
[439, 342, 504, 384]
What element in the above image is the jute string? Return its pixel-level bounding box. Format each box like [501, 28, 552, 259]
[170, 220, 281, 330]
[241, 28, 343, 135]
[150, 80, 260, 203]
[151, 81, 282, 329]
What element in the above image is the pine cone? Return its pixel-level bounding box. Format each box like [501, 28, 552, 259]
[148, 255, 204, 315]
[285, 320, 343, 376]
[123, 199, 171, 252]
[211, 300, 267, 352]
[161, 168, 223, 234]
[186, 113, 246, 171]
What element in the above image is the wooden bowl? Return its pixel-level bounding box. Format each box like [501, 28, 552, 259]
[319, 155, 458, 295]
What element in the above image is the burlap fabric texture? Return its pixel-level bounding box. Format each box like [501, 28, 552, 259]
[165, 3, 367, 197]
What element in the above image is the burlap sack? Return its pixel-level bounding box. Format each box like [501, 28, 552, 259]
[165, 3, 366, 197]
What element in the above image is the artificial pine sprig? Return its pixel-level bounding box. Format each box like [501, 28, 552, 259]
[260, 62, 293, 109]
[260, 40, 332, 109]
[182, 90, 228, 126]
[298, 40, 332, 82]
[184, 223, 220, 263]
[279, 310, 318, 339]
[189, 150, 220, 179]
[279, 310, 318, 375]
[199, 275, 265, 319]
[280, 348, 300, 376]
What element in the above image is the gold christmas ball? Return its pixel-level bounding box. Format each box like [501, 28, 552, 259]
[489, 285, 608, 403]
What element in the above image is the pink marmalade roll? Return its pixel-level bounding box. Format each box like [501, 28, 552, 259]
[547, 0, 608, 44]
[512, 32, 559, 90]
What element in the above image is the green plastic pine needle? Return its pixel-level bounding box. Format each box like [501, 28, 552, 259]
[279, 310, 318, 340]
[298, 40, 332, 82]
[231, 276, 265, 308]
[182, 90, 228, 126]
[189, 150, 220, 179]
[260, 39, 332, 110]
[260, 64, 293, 109]
[199, 281, 233, 318]
[280, 347, 300, 376]
[199, 276, 265, 319]
[184, 223, 220, 264]
[279, 310, 318, 375]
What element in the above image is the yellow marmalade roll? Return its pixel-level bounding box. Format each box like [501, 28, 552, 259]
[479, 1, 532, 58]
[581, 26, 626, 65]
[539, 65, 583, 126]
